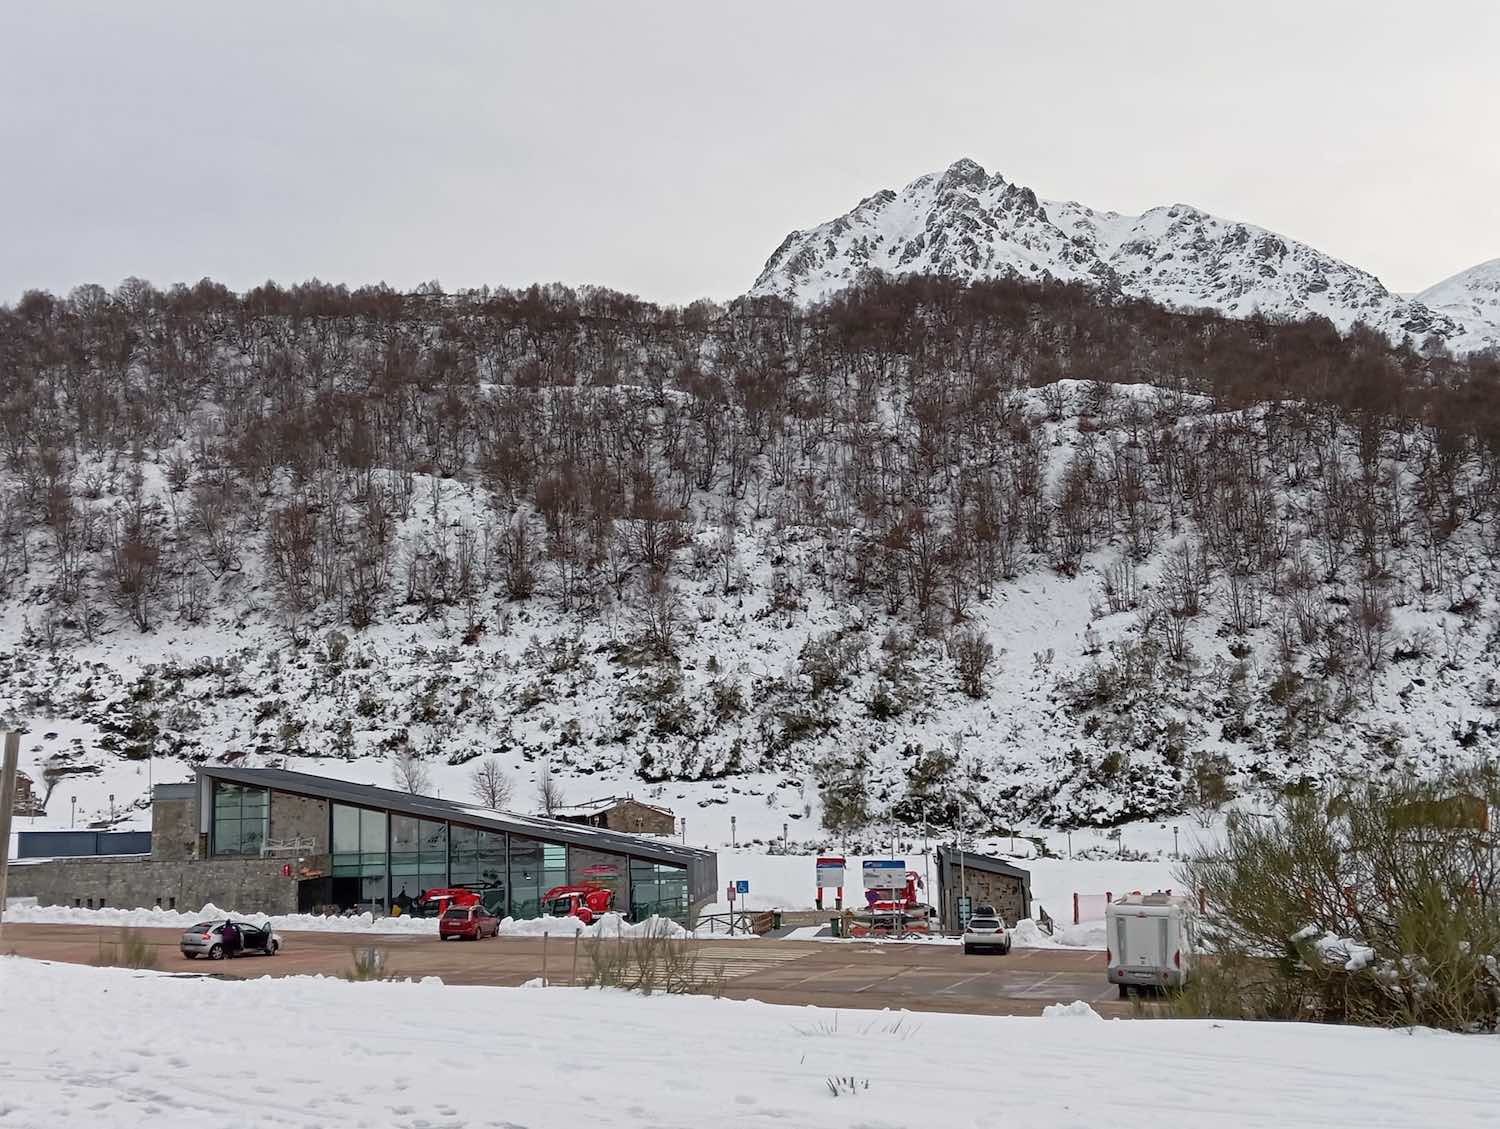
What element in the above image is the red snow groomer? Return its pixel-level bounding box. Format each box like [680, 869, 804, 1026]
[412, 886, 484, 917]
[848, 871, 932, 937]
[542, 883, 616, 924]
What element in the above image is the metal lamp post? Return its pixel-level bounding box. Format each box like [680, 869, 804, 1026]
[109, 793, 115, 821]
[730, 815, 736, 848]
[70, 795, 76, 828]
[1173, 825, 1180, 859]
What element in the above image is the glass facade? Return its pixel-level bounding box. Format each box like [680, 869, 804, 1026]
[570, 847, 626, 909]
[332, 804, 389, 911]
[508, 836, 569, 919]
[258, 786, 698, 923]
[390, 815, 449, 906]
[449, 826, 507, 913]
[629, 859, 689, 922]
[211, 783, 268, 857]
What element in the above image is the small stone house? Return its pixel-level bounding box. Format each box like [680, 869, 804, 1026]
[13, 772, 45, 817]
[555, 796, 676, 837]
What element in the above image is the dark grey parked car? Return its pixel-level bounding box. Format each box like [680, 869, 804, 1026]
[180, 920, 283, 960]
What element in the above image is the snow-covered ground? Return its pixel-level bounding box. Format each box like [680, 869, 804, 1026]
[2, 957, 1495, 1129]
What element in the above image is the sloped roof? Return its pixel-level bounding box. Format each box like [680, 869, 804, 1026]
[198, 765, 710, 870]
[556, 795, 674, 818]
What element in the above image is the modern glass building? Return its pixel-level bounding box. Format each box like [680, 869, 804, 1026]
[196, 766, 717, 924]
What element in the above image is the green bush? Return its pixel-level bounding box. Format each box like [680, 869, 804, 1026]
[1179, 769, 1500, 1030]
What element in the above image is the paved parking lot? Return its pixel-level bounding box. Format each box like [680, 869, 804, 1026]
[0, 924, 1121, 1016]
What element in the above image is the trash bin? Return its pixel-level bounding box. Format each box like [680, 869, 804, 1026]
[772, 910, 783, 930]
[829, 916, 842, 938]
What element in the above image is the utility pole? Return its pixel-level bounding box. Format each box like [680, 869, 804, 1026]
[958, 805, 967, 930]
[920, 804, 931, 920]
[0, 731, 21, 941]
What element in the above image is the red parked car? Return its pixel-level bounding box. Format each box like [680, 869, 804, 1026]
[439, 904, 499, 941]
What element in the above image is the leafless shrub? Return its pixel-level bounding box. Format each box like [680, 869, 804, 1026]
[946, 627, 995, 698]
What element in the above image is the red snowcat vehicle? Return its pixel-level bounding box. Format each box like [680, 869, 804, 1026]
[542, 883, 616, 924]
[411, 886, 484, 918]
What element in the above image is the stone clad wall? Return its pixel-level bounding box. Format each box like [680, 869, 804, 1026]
[150, 796, 198, 861]
[603, 801, 675, 837]
[269, 792, 328, 854]
[6, 856, 302, 914]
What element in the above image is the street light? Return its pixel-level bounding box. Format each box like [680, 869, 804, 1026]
[70, 795, 76, 829]
[1173, 826, 1180, 859]
[108, 793, 115, 821]
[730, 815, 737, 848]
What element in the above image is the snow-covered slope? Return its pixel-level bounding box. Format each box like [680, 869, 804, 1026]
[1416, 257, 1500, 353]
[752, 159, 1497, 352]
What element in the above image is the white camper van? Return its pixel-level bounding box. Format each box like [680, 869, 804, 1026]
[1105, 892, 1197, 998]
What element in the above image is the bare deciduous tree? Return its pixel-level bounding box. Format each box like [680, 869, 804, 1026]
[537, 768, 564, 816]
[469, 758, 513, 810]
[390, 744, 432, 795]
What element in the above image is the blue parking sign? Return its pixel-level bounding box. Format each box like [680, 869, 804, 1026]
[735, 880, 749, 894]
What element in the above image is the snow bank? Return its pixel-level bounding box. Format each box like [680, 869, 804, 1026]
[4, 901, 438, 935]
[1009, 917, 1107, 950]
[3, 956, 1496, 1128]
[1042, 1000, 1103, 1019]
[498, 912, 692, 940]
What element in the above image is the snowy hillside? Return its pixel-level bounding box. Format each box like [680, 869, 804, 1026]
[752, 158, 1499, 353]
[3, 277, 1499, 854]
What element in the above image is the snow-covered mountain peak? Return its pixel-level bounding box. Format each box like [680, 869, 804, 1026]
[751, 160, 1500, 354]
[1416, 258, 1500, 353]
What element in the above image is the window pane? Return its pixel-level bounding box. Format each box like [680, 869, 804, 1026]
[450, 825, 478, 860]
[390, 815, 419, 854]
[332, 805, 360, 853]
[450, 858, 480, 886]
[239, 820, 265, 856]
[215, 818, 242, 856]
[360, 809, 387, 854]
[391, 875, 421, 906]
[360, 874, 387, 911]
[418, 820, 447, 864]
[214, 784, 240, 814]
[542, 843, 568, 892]
[509, 837, 542, 919]
[570, 848, 624, 907]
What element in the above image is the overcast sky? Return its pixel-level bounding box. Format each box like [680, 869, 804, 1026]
[2, 2, 1496, 306]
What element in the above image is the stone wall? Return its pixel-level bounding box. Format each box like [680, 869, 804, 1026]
[946, 870, 1028, 929]
[269, 791, 328, 853]
[5, 855, 305, 914]
[603, 801, 675, 837]
[150, 796, 198, 861]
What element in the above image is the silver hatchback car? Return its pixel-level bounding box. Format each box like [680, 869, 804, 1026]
[180, 919, 283, 960]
